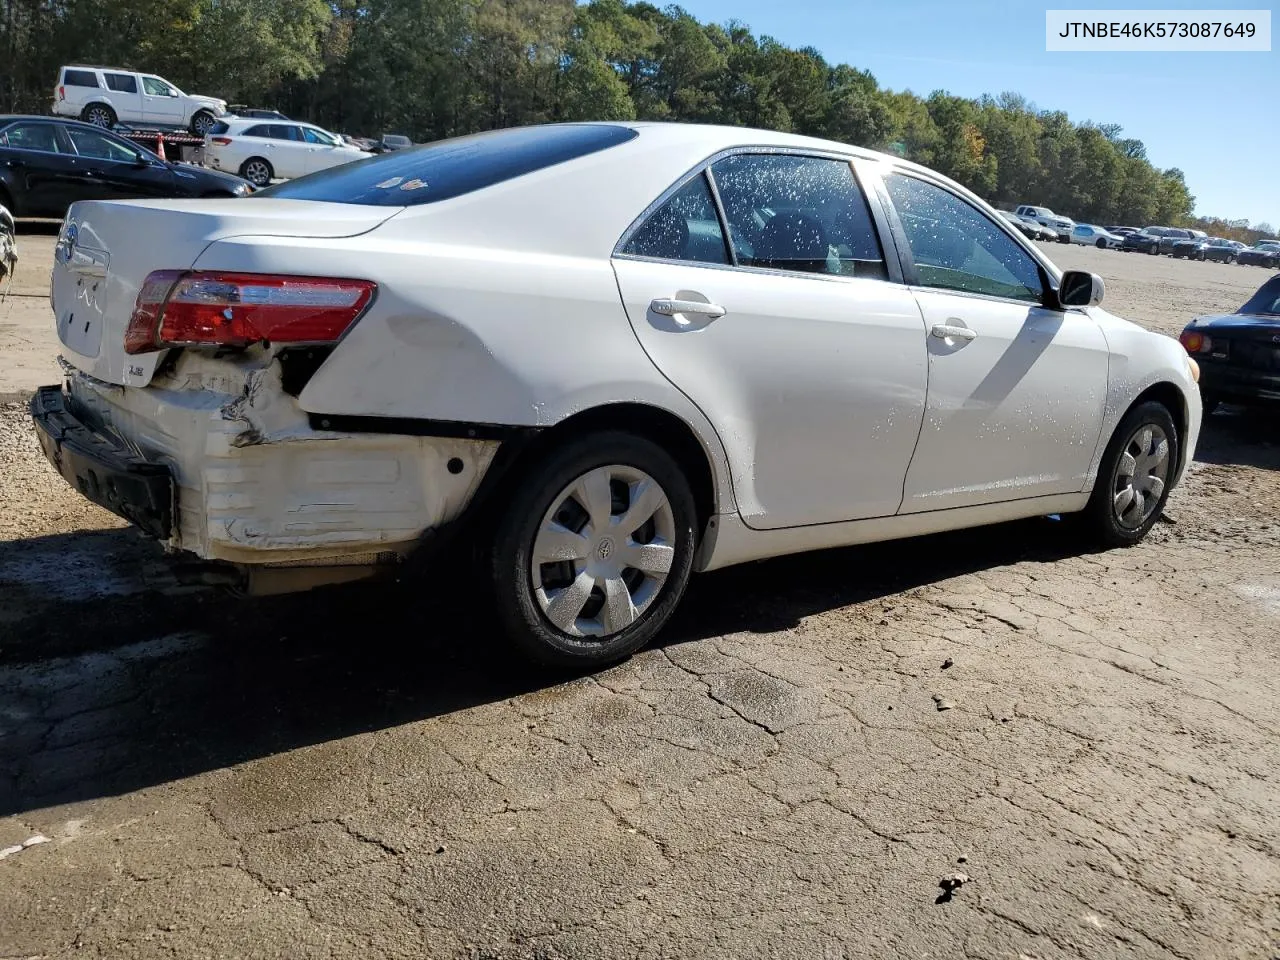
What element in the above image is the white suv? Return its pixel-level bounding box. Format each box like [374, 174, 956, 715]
[204, 118, 369, 186]
[53, 65, 228, 136]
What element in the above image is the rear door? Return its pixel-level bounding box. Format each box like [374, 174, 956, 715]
[141, 76, 184, 125]
[0, 120, 82, 216]
[101, 72, 144, 123]
[613, 152, 929, 530]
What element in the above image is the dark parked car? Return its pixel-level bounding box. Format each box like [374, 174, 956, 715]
[1121, 227, 1165, 254]
[1159, 228, 1205, 255]
[0, 115, 251, 217]
[370, 133, 413, 154]
[1181, 275, 1280, 411]
[1238, 242, 1280, 268]
[1107, 226, 1138, 236]
[998, 210, 1056, 241]
[1172, 236, 1240, 262]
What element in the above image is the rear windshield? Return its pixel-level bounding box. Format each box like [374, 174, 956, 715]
[1239, 276, 1280, 316]
[208, 121, 229, 136]
[255, 123, 638, 207]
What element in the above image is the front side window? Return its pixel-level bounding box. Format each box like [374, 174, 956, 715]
[622, 174, 728, 265]
[104, 73, 138, 94]
[0, 122, 62, 153]
[709, 153, 886, 279]
[142, 77, 176, 97]
[884, 172, 1044, 303]
[66, 127, 138, 163]
[303, 127, 339, 145]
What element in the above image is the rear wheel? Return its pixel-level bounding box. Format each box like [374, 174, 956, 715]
[490, 432, 697, 670]
[1081, 401, 1178, 547]
[82, 103, 116, 128]
[239, 157, 273, 187]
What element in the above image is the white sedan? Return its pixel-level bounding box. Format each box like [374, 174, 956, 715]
[33, 122, 1202, 667]
[1070, 223, 1126, 249]
[204, 118, 368, 186]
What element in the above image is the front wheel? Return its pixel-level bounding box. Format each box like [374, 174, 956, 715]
[1081, 401, 1178, 547]
[1096, 238, 1107, 249]
[190, 110, 216, 137]
[491, 432, 698, 669]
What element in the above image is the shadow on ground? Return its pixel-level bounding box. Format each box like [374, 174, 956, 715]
[0, 514, 1089, 817]
[1195, 405, 1280, 471]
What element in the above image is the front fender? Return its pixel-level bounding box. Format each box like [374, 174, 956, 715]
[1091, 313, 1202, 486]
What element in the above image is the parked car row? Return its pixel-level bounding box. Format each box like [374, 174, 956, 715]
[0, 114, 252, 218]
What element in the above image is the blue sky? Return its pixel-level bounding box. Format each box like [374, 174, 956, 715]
[677, 0, 1279, 229]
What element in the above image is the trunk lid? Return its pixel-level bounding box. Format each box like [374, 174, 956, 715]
[53, 198, 399, 386]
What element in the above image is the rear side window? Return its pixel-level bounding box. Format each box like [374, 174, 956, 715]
[104, 73, 138, 93]
[244, 124, 272, 138]
[622, 174, 728, 265]
[710, 153, 886, 279]
[256, 123, 638, 207]
[63, 69, 100, 88]
[0, 122, 63, 153]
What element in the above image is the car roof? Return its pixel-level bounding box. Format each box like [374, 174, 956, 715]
[0, 114, 130, 132]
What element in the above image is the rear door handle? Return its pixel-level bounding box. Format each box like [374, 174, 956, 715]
[650, 298, 726, 319]
[930, 323, 977, 342]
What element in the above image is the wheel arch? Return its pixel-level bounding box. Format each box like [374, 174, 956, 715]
[496, 402, 723, 534]
[1127, 381, 1191, 485]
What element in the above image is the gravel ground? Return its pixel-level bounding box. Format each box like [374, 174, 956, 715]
[2, 231, 1279, 959]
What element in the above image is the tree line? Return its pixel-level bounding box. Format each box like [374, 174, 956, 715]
[4, 0, 1269, 233]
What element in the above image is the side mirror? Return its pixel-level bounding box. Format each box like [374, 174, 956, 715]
[1058, 270, 1104, 308]
[133, 153, 152, 168]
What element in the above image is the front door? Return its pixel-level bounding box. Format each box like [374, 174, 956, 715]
[63, 126, 175, 201]
[878, 170, 1109, 513]
[612, 154, 929, 530]
[141, 76, 184, 126]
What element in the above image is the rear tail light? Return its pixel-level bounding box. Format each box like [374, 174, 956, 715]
[209, 136, 232, 145]
[57, 85, 65, 100]
[1179, 331, 1211, 354]
[124, 271, 375, 355]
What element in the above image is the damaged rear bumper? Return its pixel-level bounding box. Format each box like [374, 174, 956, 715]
[31, 385, 175, 539]
[35, 359, 503, 573]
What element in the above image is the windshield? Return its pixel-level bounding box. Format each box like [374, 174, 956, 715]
[256, 123, 638, 207]
[1238, 276, 1280, 316]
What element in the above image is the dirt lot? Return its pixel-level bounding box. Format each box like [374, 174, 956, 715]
[2, 228, 1278, 959]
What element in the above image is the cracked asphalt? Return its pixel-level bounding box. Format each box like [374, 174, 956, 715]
[2, 237, 1280, 958]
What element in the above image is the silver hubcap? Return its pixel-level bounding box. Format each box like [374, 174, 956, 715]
[1113, 424, 1170, 529]
[531, 465, 676, 639]
[245, 162, 269, 184]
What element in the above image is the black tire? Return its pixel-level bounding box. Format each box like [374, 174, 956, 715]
[1148, 244, 1158, 255]
[490, 431, 698, 670]
[1081, 401, 1179, 547]
[81, 103, 116, 128]
[190, 110, 216, 137]
[1096, 238, 1107, 249]
[239, 157, 273, 187]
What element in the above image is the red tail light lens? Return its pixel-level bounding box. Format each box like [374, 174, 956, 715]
[125, 271, 375, 355]
[1179, 331, 1211, 354]
[209, 136, 232, 145]
[58, 85, 65, 101]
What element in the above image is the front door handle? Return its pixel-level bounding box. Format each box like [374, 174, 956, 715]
[930, 323, 977, 342]
[650, 298, 726, 319]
